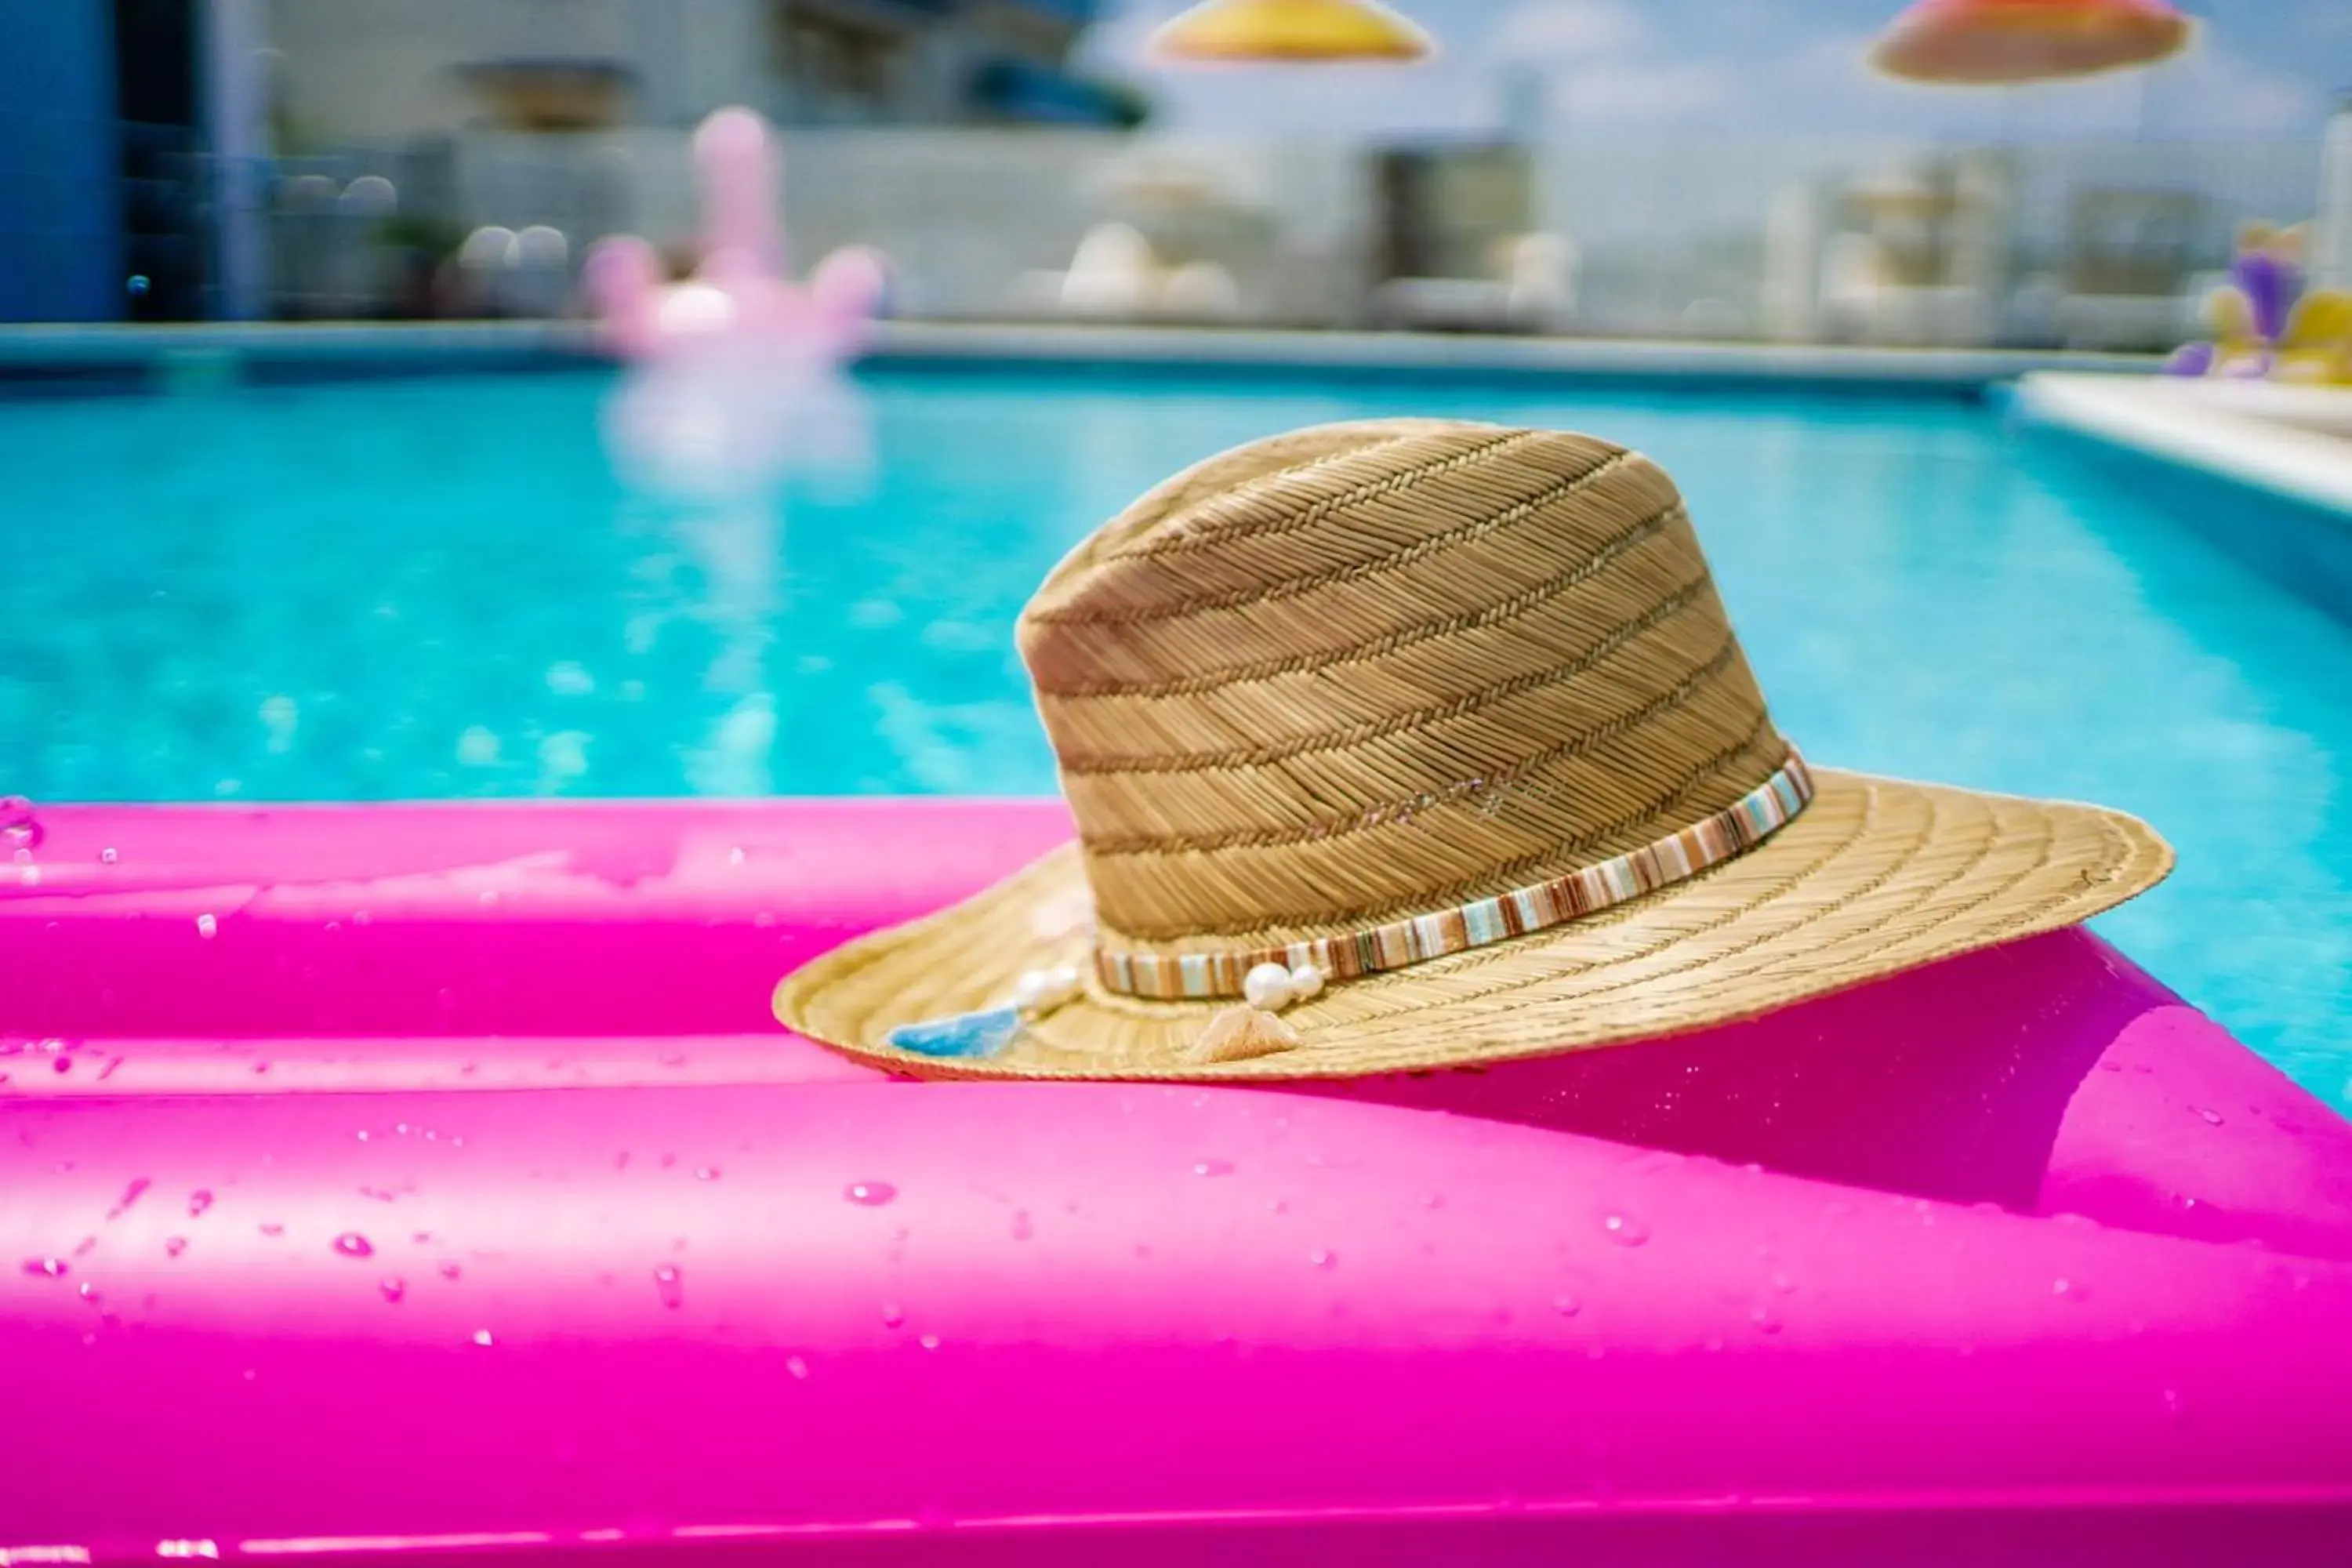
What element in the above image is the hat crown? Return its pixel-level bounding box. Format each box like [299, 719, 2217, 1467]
[1017, 419, 1789, 950]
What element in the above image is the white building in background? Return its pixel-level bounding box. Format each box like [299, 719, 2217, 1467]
[261, 0, 1136, 148]
[183, 2, 2347, 339]
[2318, 96, 2352, 291]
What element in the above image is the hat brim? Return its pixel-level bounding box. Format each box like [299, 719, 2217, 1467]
[772, 768, 2172, 1082]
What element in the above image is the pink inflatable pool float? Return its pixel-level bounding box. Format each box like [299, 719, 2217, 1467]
[4, 798, 2350, 1564]
[583, 107, 885, 368]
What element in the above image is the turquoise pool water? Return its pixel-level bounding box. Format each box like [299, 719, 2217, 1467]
[2, 364, 2348, 1108]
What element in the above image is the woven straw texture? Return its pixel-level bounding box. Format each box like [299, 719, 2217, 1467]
[775, 419, 2172, 1080]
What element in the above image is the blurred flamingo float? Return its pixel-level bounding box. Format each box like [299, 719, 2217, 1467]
[583, 107, 888, 368]
[586, 108, 880, 499]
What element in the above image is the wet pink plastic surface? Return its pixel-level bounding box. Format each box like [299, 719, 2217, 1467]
[5, 800, 2351, 1565]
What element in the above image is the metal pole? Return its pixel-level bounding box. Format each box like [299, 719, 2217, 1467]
[203, 0, 271, 319]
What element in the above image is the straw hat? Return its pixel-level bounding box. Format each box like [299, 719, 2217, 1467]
[775, 419, 2171, 1080]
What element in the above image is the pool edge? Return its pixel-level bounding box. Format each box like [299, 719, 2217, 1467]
[0, 320, 2161, 393]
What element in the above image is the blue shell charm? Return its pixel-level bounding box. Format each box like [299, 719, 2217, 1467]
[887, 1004, 1022, 1060]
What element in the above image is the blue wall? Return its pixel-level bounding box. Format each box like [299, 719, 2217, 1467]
[0, 0, 122, 322]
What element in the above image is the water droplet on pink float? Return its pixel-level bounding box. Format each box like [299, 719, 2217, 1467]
[165, 1237, 187, 1258]
[1602, 1213, 1650, 1247]
[439, 1261, 463, 1281]
[1308, 1249, 1338, 1270]
[786, 1355, 810, 1380]
[654, 1265, 684, 1310]
[107, 1178, 152, 1219]
[2196, 1107, 2225, 1127]
[471, 1329, 494, 1347]
[1192, 1159, 1236, 1178]
[379, 1278, 406, 1303]
[332, 1232, 373, 1259]
[844, 1181, 896, 1207]
[1553, 1294, 1581, 1317]
[880, 1302, 905, 1328]
[0, 799, 44, 852]
[188, 1190, 214, 1218]
[1010, 1208, 1033, 1240]
[22, 1257, 67, 1279]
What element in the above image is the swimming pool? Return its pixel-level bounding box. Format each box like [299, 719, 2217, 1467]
[3, 361, 2348, 1109]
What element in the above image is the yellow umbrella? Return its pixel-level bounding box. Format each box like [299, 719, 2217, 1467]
[1870, 0, 2192, 85]
[1152, 0, 1432, 63]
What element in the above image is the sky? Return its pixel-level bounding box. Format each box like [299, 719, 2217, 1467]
[1075, 0, 2350, 141]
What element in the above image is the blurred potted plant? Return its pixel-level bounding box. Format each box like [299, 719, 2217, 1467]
[372, 212, 469, 319]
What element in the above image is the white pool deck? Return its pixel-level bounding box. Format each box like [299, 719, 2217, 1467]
[2014, 373, 2352, 519]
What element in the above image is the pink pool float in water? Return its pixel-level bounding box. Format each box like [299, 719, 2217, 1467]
[583, 107, 887, 368]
